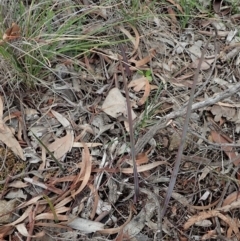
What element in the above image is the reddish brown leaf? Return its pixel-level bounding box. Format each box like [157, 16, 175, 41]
[3, 23, 20, 41]
[222, 191, 240, 207]
[213, 0, 221, 13]
[166, 0, 184, 14]
[211, 131, 240, 166]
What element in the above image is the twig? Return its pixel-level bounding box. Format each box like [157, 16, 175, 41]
[0, 167, 59, 185]
[135, 80, 240, 154]
[119, 44, 139, 202]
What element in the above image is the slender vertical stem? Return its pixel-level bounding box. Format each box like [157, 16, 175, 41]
[161, 39, 210, 217]
[119, 44, 139, 202]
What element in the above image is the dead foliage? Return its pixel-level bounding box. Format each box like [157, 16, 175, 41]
[1, 0, 240, 240]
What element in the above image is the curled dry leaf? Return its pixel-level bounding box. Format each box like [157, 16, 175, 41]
[166, 190, 192, 208]
[72, 143, 92, 197]
[128, 77, 146, 92]
[118, 23, 139, 56]
[0, 121, 25, 160]
[88, 183, 100, 220]
[217, 199, 240, 213]
[166, 0, 184, 13]
[47, 135, 72, 159]
[128, 77, 152, 105]
[201, 230, 217, 240]
[129, 49, 156, 68]
[24, 177, 62, 194]
[5, 189, 27, 199]
[0, 226, 13, 239]
[211, 130, 240, 166]
[0, 96, 25, 160]
[167, 7, 178, 32]
[138, 78, 150, 106]
[213, 0, 221, 13]
[184, 211, 218, 230]
[184, 211, 240, 239]
[2, 23, 20, 42]
[8, 205, 32, 227]
[222, 191, 240, 207]
[136, 152, 149, 165]
[213, 0, 231, 16]
[99, 207, 132, 235]
[8, 180, 29, 188]
[16, 223, 45, 238]
[226, 29, 237, 44]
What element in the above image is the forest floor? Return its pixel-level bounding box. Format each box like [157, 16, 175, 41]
[1, 0, 240, 240]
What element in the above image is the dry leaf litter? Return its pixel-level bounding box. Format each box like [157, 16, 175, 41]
[0, 0, 240, 240]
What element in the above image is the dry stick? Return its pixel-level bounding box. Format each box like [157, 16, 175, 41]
[119, 44, 139, 202]
[135, 79, 240, 155]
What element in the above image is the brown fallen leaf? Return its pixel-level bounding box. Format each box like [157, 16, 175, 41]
[136, 152, 149, 165]
[118, 23, 140, 56]
[213, 0, 221, 13]
[184, 210, 240, 239]
[15, 223, 45, 238]
[211, 130, 240, 166]
[121, 161, 168, 174]
[201, 230, 217, 240]
[47, 110, 74, 159]
[167, 7, 177, 31]
[0, 96, 25, 160]
[128, 77, 152, 105]
[138, 78, 150, 105]
[99, 207, 132, 234]
[3, 23, 20, 41]
[213, 0, 231, 16]
[72, 142, 92, 197]
[47, 134, 73, 159]
[128, 77, 146, 92]
[129, 49, 156, 68]
[166, 0, 184, 14]
[222, 191, 240, 207]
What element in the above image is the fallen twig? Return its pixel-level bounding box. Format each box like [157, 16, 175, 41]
[135, 81, 240, 154]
